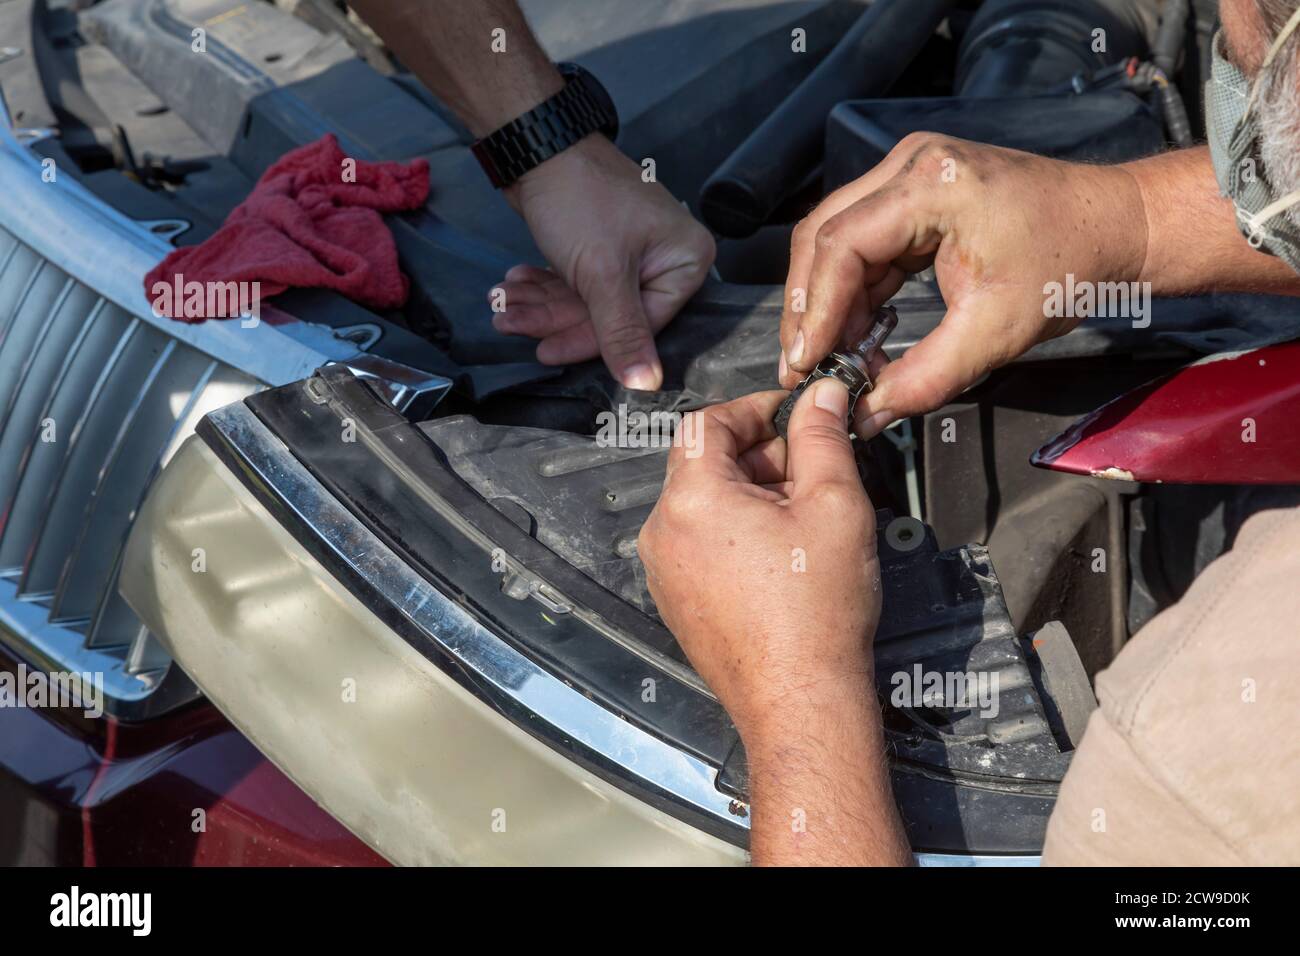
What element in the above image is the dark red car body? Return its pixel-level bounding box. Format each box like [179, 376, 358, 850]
[0, 645, 385, 867]
[1034, 340, 1300, 484]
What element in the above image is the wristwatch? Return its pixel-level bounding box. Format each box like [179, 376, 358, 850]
[471, 62, 620, 189]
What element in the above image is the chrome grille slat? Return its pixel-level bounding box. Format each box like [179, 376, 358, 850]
[0, 285, 99, 533]
[124, 631, 170, 678]
[0, 298, 120, 563]
[51, 344, 214, 622]
[0, 247, 44, 338]
[82, 364, 260, 651]
[0, 256, 50, 348]
[85, 588, 145, 654]
[0, 309, 137, 572]
[0, 277, 79, 433]
[20, 325, 170, 597]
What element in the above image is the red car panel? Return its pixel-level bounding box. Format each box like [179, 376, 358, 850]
[1032, 340, 1300, 484]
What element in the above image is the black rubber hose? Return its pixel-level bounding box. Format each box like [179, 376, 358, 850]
[699, 0, 955, 238]
[1152, 0, 1193, 146]
[1158, 81, 1194, 146]
[1152, 0, 1190, 77]
[955, 0, 1153, 97]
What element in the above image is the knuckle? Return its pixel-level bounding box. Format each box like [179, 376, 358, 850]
[660, 482, 708, 526]
[820, 180, 857, 211]
[687, 221, 717, 266]
[814, 218, 842, 252]
[902, 131, 947, 155]
[895, 131, 933, 153]
[791, 215, 817, 253]
[702, 402, 739, 435]
[900, 133, 953, 179]
[636, 519, 660, 563]
[809, 479, 867, 514]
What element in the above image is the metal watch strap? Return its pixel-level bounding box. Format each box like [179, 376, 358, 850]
[472, 65, 617, 189]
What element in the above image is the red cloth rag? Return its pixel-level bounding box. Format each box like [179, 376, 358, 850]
[145, 134, 430, 320]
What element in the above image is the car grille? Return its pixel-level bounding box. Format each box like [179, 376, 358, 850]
[0, 76, 434, 716]
[0, 223, 261, 714]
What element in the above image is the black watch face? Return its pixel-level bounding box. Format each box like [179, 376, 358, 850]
[562, 63, 618, 141]
[584, 74, 619, 139]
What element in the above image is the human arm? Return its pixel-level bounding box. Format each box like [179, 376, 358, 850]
[637, 383, 912, 865]
[1128, 146, 1300, 295]
[777, 136, 1300, 436]
[348, 0, 715, 390]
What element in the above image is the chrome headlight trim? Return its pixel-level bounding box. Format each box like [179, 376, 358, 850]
[202, 400, 748, 839]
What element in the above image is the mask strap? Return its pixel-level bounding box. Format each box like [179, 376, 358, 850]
[1245, 6, 1300, 119]
[1243, 187, 1300, 248]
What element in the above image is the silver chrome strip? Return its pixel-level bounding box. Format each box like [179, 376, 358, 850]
[0, 94, 354, 386]
[205, 401, 748, 839]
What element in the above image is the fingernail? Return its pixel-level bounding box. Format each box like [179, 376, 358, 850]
[778, 351, 788, 381]
[789, 330, 805, 366]
[812, 377, 849, 416]
[854, 408, 895, 439]
[622, 363, 659, 391]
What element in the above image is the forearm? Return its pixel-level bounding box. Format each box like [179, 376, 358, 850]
[744, 677, 913, 866]
[1122, 146, 1300, 296]
[348, 0, 562, 136]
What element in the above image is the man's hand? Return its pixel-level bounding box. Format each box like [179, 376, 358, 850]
[638, 381, 911, 865]
[491, 135, 715, 390]
[348, 0, 714, 392]
[778, 133, 1148, 436]
[639, 383, 878, 735]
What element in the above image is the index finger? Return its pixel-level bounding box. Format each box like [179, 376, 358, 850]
[781, 143, 919, 361]
[791, 181, 943, 377]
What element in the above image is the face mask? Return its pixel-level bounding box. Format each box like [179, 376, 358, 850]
[1205, 7, 1300, 272]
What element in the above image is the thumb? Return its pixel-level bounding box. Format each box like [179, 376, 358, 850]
[787, 377, 860, 494]
[577, 265, 663, 391]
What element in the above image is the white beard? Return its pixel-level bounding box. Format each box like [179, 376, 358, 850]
[1255, 48, 1300, 227]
